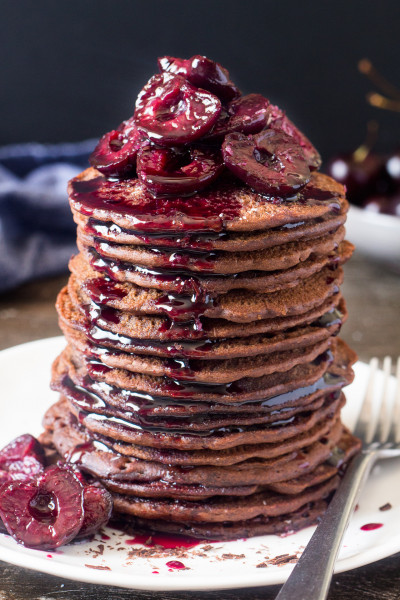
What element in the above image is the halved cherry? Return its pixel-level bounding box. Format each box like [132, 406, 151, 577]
[158, 55, 241, 103]
[207, 94, 270, 139]
[267, 104, 321, 170]
[0, 434, 45, 482]
[222, 129, 311, 196]
[134, 73, 221, 145]
[89, 117, 145, 177]
[76, 485, 113, 539]
[137, 145, 224, 197]
[0, 465, 84, 549]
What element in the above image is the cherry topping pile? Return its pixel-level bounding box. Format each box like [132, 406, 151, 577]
[0, 435, 112, 549]
[89, 55, 321, 198]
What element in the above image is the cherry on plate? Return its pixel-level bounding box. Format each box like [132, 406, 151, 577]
[0, 465, 84, 549]
[76, 485, 113, 539]
[208, 94, 270, 138]
[0, 434, 45, 482]
[89, 117, 145, 177]
[158, 55, 241, 103]
[137, 145, 224, 197]
[134, 73, 221, 145]
[222, 129, 311, 196]
[267, 105, 321, 170]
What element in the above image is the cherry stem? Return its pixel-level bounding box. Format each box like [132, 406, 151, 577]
[358, 58, 400, 101]
[353, 120, 379, 163]
[366, 92, 400, 113]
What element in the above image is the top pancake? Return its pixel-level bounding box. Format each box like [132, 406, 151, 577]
[69, 168, 347, 234]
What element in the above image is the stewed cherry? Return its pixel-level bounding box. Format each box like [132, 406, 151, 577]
[0, 465, 84, 549]
[77, 485, 113, 539]
[137, 145, 223, 197]
[267, 105, 321, 170]
[222, 129, 311, 196]
[0, 434, 45, 483]
[158, 55, 241, 103]
[89, 117, 144, 177]
[134, 73, 221, 145]
[207, 94, 270, 138]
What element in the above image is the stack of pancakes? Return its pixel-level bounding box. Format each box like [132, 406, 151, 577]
[44, 166, 361, 539]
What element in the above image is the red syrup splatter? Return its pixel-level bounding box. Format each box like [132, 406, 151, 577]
[166, 560, 186, 570]
[152, 571, 159, 574]
[360, 523, 383, 531]
[101, 533, 110, 541]
[46, 554, 53, 558]
[125, 533, 201, 549]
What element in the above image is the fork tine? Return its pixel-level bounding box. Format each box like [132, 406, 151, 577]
[354, 357, 379, 442]
[377, 356, 392, 443]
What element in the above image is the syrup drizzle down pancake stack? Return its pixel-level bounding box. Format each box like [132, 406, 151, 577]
[44, 55, 361, 539]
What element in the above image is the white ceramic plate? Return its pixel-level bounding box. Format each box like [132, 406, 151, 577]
[346, 205, 400, 271]
[0, 337, 399, 591]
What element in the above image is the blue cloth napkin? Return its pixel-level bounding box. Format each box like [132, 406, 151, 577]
[0, 139, 96, 293]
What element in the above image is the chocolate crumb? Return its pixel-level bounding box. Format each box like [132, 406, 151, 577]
[256, 562, 268, 568]
[269, 553, 298, 565]
[200, 545, 214, 551]
[85, 564, 111, 571]
[221, 553, 246, 560]
[379, 503, 392, 512]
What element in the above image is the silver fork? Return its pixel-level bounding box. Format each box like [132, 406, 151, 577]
[276, 356, 400, 600]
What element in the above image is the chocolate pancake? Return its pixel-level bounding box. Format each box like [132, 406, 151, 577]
[72, 207, 347, 252]
[58, 285, 346, 359]
[46, 407, 344, 489]
[62, 335, 332, 383]
[119, 501, 330, 539]
[69, 169, 347, 233]
[53, 337, 354, 403]
[65, 392, 345, 450]
[76, 226, 345, 275]
[65, 268, 346, 340]
[111, 476, 340, 522]
[79, 241, 353, 295]
[43, 398, 344, 466]
[69, 262, 344, 323]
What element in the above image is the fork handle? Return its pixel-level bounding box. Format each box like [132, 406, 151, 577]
[275, 451, 376, 600]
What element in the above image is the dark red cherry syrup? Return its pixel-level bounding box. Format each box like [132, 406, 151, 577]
[70, 175, 241, 233]
[360, 523, 383, 531]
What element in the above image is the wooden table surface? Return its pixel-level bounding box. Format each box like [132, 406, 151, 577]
[0, 252, 399, 599]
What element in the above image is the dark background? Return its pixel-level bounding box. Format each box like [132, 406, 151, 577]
[0, 0, 399, 161]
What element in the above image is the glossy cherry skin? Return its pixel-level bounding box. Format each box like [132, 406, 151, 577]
[267, 105, 321, 170]
[89, 117, 145, 177]
[134, 73, 221, 145]
[137, 145, 224, 197]
[76, 485, 113, 539]
[207, 94, 270, 138]
[222, 129, 311, 196]
[0, 434, 45, 482]
[0, 465, 84, 549]
[158, 55, 240, 103]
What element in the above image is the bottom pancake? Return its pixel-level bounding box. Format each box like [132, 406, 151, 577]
[114, 500, 330, 540]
